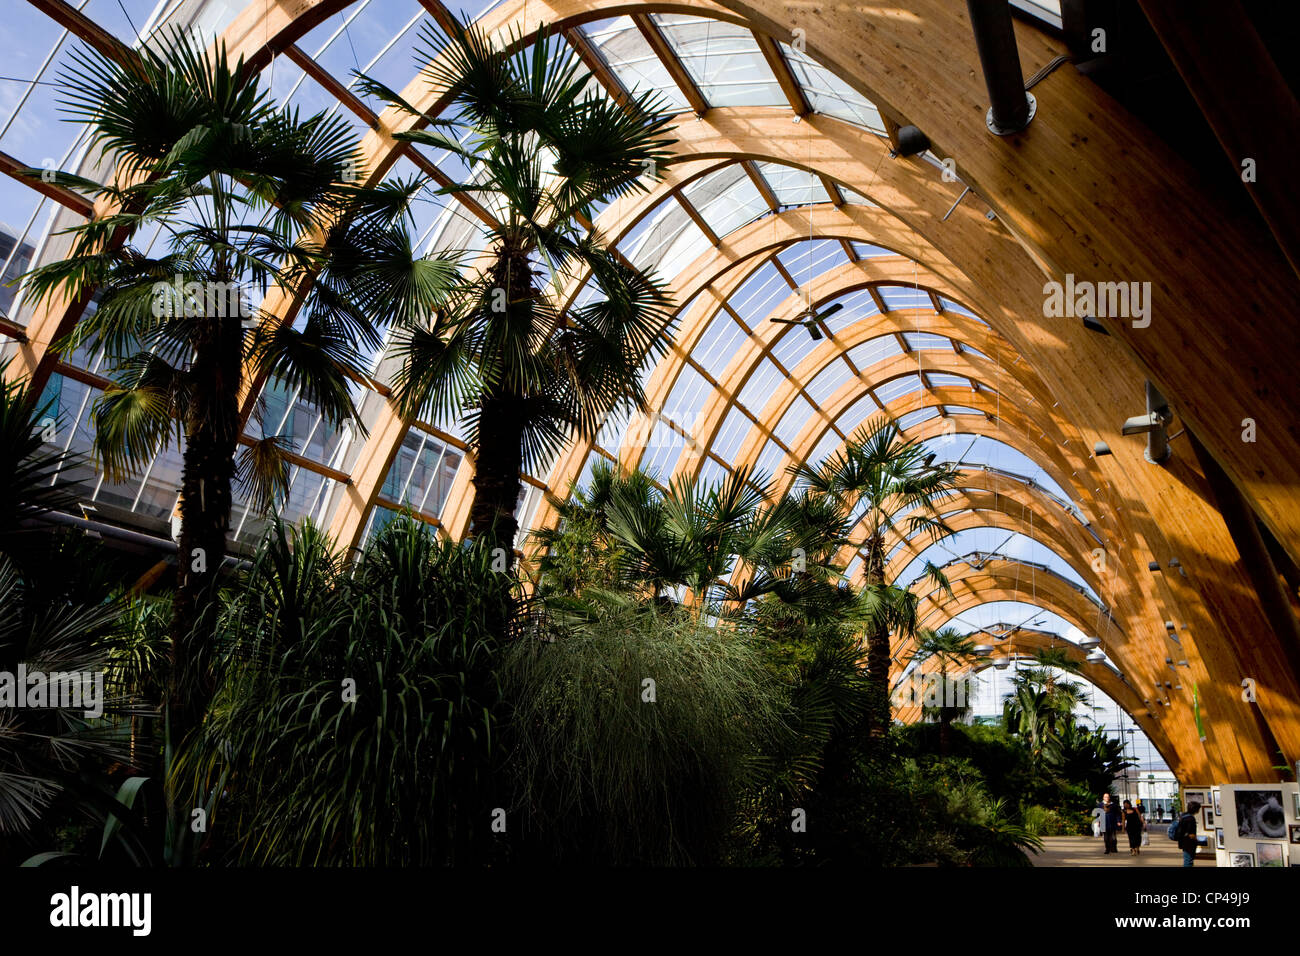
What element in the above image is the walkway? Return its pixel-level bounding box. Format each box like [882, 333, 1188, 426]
[1030, 835, 1197, 867]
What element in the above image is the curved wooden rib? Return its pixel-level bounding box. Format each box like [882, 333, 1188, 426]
[893, 627, 1177, 772]
[12, 0, 1298, 778]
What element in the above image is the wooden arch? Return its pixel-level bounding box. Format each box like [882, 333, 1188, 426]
[6, 0, 1298, 781]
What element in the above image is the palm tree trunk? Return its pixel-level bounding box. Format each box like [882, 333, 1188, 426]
[168, 317, 241, 749]
[864, 542, 891, 744]
[468, 389, 525, 565]
[467, 251, 533, 568]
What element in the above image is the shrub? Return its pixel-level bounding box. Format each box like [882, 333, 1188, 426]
[180, 516, 512, 865]
[502, 601, 784, 864]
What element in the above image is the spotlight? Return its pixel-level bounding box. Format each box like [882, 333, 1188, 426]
[972, 644, 994, 657]
[1165, 622, 1176, 632]
[1093, 441, 1111, 457]
[1086, 650, 1105, 662]
[1082, 315, 1109, 335]
[890, 125, 931, 158]
[991, 657, 1011, 670]
[1148, 561, 1161, 572]
[1077, 636, 1101, 648]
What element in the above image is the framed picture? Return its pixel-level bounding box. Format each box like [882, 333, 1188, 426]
[1230, 851, 1254, 868]
[1216, 828, 1225, 849]
[1294, 791, 1300, 820]
[1257, 843, 1285, 867]
[1290, 825, 1300, 845]
[1203, 806, 1215, 828]
[1213, 790, 1223, 818]
[1184, 789, 1208, 809]
[1235, 789, 1288, 839]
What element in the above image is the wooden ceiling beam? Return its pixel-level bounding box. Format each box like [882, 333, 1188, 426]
[632, 14, 709, 116]
[0, 149, 94, 218]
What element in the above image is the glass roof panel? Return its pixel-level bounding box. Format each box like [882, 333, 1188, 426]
[773, 394, 814, 446]
[693, 311, 752, 380]
[821, 288, 880, 334]
[729, 259, 792, 325]
[681, 164, 768, 237]
[756, 162, 822, 207]
[903, 332, 953, 351]
[853, 242, 899, 258]
[879, 285, 935, 311]
[927, 372, 972, 389]
[874, 373, 924, 406]
[754, 438, 786, 478]
[846, 334, 903, 369]
[897, 406, 941, 430]
[643, 421, 686, 480]
[737, 357, 785, 414]
[580, 18, 691, 114]
[651, 16, 786, 108]
[807, 428, 843, 470]
[897, 528, 1096, 601]
[839, 186, 878, 207]
[778, 41, 886, 134]
[664, 363, 711, 430]
[805, 359, 855, 407]
[778, 239, 846, 291]
[712, 404, 753, 463]
[836, 394, 879, 437]
[769, 326, 819, 374]
[923, 434, 1073, 505]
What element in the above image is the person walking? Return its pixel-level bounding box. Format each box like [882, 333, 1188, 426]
[1175, 801, 1201, 867]
[1102, 793, 1122, 854]
[1123, 799, 1145, 855]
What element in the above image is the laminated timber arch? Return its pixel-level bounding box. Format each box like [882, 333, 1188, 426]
[892, 627, 1178, 770]
[906, 561, 1243, 781]
[7, 0, 1299, 782]
[904, 582, 1180, 764]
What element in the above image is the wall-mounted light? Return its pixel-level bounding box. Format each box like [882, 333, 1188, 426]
[1094, 441, 1112, 457]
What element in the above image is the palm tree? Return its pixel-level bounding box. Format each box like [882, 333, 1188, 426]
[908, 625, 979, 755]
[790, 416, 962, 743]
[20, 32, 457, 751]
[1003, 651, 1091, 761]
[534, 460, 818, 615]
[0, 375, 143, 861]
[356, 17, 678, 564]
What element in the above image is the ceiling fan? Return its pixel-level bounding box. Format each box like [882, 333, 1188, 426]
[770, 301, 843, 341]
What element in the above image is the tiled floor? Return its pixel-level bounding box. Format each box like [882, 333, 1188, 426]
[1030, 835, 1201, 867]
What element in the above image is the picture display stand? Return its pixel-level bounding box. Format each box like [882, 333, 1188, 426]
[1196, 783, 1300, 867]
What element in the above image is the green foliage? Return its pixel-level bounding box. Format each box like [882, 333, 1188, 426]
[502, 598, 784, 865]
[178, 516, 512, 865]
[358, 15, 679, 555]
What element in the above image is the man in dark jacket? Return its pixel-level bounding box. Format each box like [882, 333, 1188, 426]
[1102, 793, 1122, 854]
[1177, 801, 1202, 866]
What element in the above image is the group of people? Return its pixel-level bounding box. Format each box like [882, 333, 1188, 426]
[1097, 794, 1149, 855]
[1096, 794, 1202, 865]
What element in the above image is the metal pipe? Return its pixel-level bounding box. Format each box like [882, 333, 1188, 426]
[31, 511, 253, 570]
[966, 0, 1036, 134]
